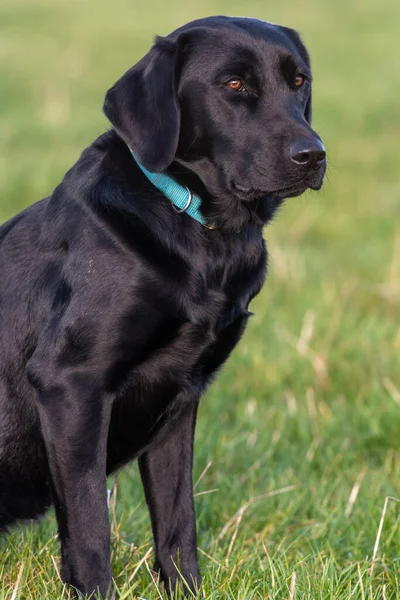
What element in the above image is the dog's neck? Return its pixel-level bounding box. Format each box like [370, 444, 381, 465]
[122, 139, 282, 233]
[130, 151, 220, 230]
[169, 158, 283, 233]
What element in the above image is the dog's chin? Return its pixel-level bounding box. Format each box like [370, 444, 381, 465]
[273, 185, 309, 199]
[231, 174, 325, 202]
[276, 171, 326, 198]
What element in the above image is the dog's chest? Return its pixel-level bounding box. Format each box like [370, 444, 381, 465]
[120, 276, 244, 392]
[106, 234, 265, 471]
[107, 294, 246, 472]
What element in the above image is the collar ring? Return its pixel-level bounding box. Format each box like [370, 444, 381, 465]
[173, 187, 192, 214]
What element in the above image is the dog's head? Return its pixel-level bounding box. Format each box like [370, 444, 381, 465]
[104, 16, 326, 221]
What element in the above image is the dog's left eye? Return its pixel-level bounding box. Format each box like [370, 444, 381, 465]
[226, 78, 245, 92]
[294, 74, 305, 88]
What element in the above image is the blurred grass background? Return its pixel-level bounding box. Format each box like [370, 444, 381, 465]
[1, 0, 400, 598]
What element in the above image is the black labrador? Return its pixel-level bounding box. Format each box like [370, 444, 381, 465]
[0, 16, 326, 598]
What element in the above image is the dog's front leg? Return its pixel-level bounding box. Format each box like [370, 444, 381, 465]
[138, 395, 201, 597]
[28, 364, 114, 598]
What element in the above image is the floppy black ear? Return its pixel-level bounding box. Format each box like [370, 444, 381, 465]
[305, 90, 312, 124]
[280, 26, 312, 124]
[103, 36, 181, 172]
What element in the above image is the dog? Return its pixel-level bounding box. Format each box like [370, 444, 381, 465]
[0, 16, 326, 598]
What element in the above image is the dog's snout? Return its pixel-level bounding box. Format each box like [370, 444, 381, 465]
[289, 139, 326, 168]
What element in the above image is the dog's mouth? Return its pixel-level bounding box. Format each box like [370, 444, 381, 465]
[231, 179, 324, 202]
[273, 179, 323, 198]
[273, 187, 308, 199]
[230, 168, 326, 202]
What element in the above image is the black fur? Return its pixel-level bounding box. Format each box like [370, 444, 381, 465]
[0, 16, 326, 598]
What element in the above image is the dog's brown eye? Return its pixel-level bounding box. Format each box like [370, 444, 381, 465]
[227, 78, 244, 92]
[295, 74, 305, 88]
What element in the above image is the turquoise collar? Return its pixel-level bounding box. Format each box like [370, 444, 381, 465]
[131, 152, 212, 228]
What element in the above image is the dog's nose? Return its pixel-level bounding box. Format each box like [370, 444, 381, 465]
[289, 139, 326, 168]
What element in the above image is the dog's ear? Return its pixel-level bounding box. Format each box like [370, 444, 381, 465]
[104, 36, 181, 172]
[280, 26, 312, 124]
[305, 90, 312, 124]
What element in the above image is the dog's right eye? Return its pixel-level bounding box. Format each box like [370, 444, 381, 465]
[226, 78, 245, 92]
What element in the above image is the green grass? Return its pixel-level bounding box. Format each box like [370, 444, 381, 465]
[1, 0, 400, 597]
